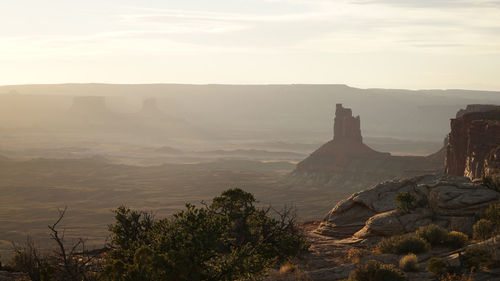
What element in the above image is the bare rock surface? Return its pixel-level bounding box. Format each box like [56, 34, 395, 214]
[0, 271, 28, 281]
[317, 174, 500, 238]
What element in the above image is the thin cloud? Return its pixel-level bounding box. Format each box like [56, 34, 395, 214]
[352, 0, 500, 8]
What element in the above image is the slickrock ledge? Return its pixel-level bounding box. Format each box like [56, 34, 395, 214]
[316, 174, 500, 239]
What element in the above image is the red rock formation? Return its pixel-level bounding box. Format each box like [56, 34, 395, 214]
[456, 104, 500, 118]
[293, 104, 444, 189]
[445, 108, 500, 179]
[333, 104, 362, 143]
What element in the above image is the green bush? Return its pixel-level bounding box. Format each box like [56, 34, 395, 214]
[462, 246, 491, 271]
[394, 192, 415, 213]
[426, 257, 447, 276]
[102, 188, 310, 281]
[399, 253, 418, 272]
[416, 224, 448, 246]
[348, 260, 405, 281]
[445, 231, 468, 249]
[473, 219, 495, 241]
[375, 234, 429, 255]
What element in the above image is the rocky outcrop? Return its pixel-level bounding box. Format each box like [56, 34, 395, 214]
[456, 104, 500, 118]
[445, 106, 500, 180]
[316, 175, 500, 238]
[292, 104, 444, 190]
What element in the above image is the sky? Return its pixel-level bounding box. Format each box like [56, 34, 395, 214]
[1, 0, 500, 90]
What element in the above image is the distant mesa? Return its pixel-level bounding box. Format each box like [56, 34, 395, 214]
[70, 96, 109, 115]
[141, 98, 161, 115]
[292, 104, 444, 189]
[445, 104, 500, 179]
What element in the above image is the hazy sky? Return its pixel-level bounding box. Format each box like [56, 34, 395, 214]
[1, 0, 500, 90]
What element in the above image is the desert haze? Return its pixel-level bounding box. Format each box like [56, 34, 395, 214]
[1, 83, 500, 280]
[3, 0, 500, 280]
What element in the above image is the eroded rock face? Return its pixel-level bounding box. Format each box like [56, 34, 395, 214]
[316, 175, 500, 239]
[445, 107, 500, 180]
[485, 146, 500, 178]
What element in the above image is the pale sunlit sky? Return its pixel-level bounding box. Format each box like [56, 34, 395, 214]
[1, 0, 500, 90]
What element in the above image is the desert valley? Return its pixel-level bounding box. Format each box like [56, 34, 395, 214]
[1, 84, 500, 280]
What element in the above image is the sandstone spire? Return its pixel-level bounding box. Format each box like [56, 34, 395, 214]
[333, 104, 362, 143]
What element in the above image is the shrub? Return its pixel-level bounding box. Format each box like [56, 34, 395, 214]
[394, 192, 415, 213]
[484, 202, 500, 227]
[482, 176, 500, 192]
[462, 246, 491, 271]
[399, 253, 418, 272]
[102, 188, 310, 281]
[269, 264, 312, 281]
[348, 260, 405, 281]
[375, 234, 429, 255]
[439, 273, 475, 281]
[445, 231, 468, 249]
[416, 224, 448, 246]
[473, 219, 495, 240]
[347, 248, 370, 263]
[426, 257, 447, 276]
[8, 210, 96, 281]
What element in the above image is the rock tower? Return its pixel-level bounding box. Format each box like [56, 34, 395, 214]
[333, 104, 362, 143]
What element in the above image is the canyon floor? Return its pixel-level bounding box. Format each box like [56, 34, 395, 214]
[0, 157, 353, 263]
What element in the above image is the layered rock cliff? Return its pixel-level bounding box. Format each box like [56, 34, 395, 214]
[292, 104, 444, 189]
[445, 105, 500, 180]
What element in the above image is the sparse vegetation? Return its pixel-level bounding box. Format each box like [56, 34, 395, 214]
[268, 262, 312, 281]
[484, 202, 500, 227]
[394, 192, 415, 213]
[415, 224, 448, 246]
[375, 234, 429, 255]
[102, 188, 309, 281]
[473, 219, 495, 241]
[445, 231, 468, 249]
[482, 176, 500, 192]
[347, 260, 405, 281]
[438, 273, 474, 281]
[399, 253, 418, 272]
[462, 246, 491, 271]
[279, 262, 298, 274]
[7, 236, 50, 281]
[347, 248, 370, 264]
[6, 208, 98, 281]
[426, 257, 448, 276]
